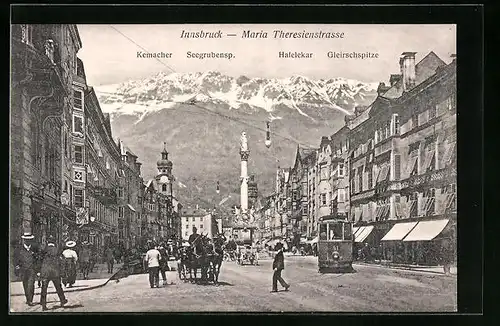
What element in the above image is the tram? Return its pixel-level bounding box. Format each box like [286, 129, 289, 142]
[317, 217, 354, 273]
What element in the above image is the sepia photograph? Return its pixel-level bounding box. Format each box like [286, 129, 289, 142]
[10, 20, 460, 313]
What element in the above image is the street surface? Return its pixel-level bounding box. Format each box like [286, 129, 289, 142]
[9, 256, 456, 312]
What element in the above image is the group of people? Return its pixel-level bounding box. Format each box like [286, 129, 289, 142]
[143, 240, 175, 288]
[13, 232, 121, 311]
[14, 232, 69, 311]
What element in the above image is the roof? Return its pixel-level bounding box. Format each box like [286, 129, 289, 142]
[382, 51, 447, 99]
[299, 147, 317, 160]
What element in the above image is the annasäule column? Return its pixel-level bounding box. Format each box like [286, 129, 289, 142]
[240, 132, 249, 216]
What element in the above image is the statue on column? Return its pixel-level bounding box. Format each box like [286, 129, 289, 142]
[240, 132, 248, 152]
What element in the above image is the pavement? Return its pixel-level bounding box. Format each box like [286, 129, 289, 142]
[9, 255, 456, 313]
[10, 263, 124, 297]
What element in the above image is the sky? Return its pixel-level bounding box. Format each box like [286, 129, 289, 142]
[77, 24, 456, 87]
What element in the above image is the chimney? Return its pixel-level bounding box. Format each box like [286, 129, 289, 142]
[389, 74, 402, 87]
[377, 82, 390, 95]
[401, 52, 417, 91]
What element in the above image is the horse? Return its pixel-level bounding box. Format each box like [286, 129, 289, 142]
[208, 235, 225, 285]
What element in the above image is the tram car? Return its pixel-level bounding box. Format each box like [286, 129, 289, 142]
[317, 217, 354, 273]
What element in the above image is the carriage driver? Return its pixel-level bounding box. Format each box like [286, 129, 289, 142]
[188, 226, 202, 255]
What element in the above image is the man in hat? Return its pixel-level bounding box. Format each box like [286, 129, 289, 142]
[14, 232, 41, 306]
[39, 235, 68, 311]
[62, 241, 78, 287]
[157, 242, 169, 286]
[271, 242, 290, 293]
[188, 226, 202, 255]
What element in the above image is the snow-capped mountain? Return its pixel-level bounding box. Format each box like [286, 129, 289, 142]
[94, 71, 379, 207]
[95, 71, 378, 123]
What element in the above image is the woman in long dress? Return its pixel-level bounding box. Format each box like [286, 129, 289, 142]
[62, 241, 78, 287]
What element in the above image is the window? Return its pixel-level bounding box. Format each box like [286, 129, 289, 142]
[393, 114, 400, 135]
[119, 207, 124, 218]
[186, 224, 189, 229]
[376, 164, 390, 184]
[407, 149, 419, 177]
[357, 167, 363, 192]
[74, 189, 84, 208]
[429, 106, 437, 120]
[73, 89, 83, 111]
[192, 217, 195, 222]
[338, 163, 345, 177]
[162, 184, 167, 192]
[73, 114, 84, 134]
[185, 231, 188, 236]
[200, 224, 204, 229]
[320, 166, 329, 180]
[423, 189, 436, 216]
[443, 183, 457, 212]
[185, 217, 189, 222]
[321, 193, 327, 206]
[393, 154, 401, 180]
[117, 187, 123, 198]
[338, 189, 345, 202]
[441, 141, 456, 168]
[423, 141, 436, 172]
[74, 145, 83, 164]
[302, 205, 308, 215]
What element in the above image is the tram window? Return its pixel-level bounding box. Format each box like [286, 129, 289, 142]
[319, 224, 327, 240]
[344, 224, 352, 240]
[329, 223, 343, 240]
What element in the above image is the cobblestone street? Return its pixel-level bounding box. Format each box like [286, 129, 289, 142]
[9, 256, 457, 313]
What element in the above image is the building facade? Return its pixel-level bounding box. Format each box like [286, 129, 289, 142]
[11, 24, 82, 249]
[81, 85, 121, 251]
[262, 51, 456, 266]
[181, 207, 217, 240]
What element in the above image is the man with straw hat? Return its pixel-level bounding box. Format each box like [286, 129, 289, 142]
[14, 232, 40, 306]
[39, 235, 68, 311]
[61, 240, 78, 287]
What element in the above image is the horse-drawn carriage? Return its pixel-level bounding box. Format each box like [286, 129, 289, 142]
[236, 244, 258, 265]
[176, 235, 225, 285]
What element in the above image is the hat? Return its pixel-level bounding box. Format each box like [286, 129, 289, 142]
[274, 242, 284, 251]
[21, 232, 35, 240]
[66, 241, 76, 248]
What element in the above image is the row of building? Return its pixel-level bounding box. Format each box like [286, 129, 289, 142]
[10, 24, 183, 258]
[257, 51, 456, 265]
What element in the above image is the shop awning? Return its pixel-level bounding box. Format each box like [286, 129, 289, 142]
[127, 204, 136, 212]
[381, 222, 418, 241]
[352, 226, 360, 235]
[355, 226, 374, 243]
[403, 219, 449, 241]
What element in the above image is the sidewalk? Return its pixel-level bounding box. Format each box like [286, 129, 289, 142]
[355, 261, 457, 276]
[10, 263, 124, 297]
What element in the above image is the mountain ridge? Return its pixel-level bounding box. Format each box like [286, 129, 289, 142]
[94, 71, 378, 208]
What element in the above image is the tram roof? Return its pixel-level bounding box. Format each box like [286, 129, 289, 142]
[318, 216, 351, 223]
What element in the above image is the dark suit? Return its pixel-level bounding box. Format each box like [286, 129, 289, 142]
[14, 244, 41, 304]
[272, 250, 289, 291]
[188, 234, 202, 254]
[39, 245, 66, 307]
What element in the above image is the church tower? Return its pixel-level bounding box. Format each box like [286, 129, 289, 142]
[155, 142, 174, 196]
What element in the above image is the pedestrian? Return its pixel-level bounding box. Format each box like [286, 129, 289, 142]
[61, 241, 78, 287]
[39, 235, 68, 311]
[144, 242, 161, 288]
[271, 242, 290, 293]
[157, 242, 169, 286]
[105, 246, 114, 274]
[14, 232, 41, 306]
[79, 241, 91, 280]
